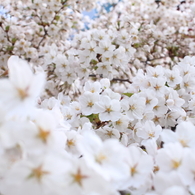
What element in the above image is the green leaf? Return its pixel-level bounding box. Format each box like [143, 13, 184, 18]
[85, 114, 100, 123]
[133, 43, 141, 48]
[90, 59, 98, 66]
[11, 38, 17, 44]
[5, 26, 10, 32]
[54, 15, 60, 21]
[123, 93, 134, 97]
[6, 46, 14, 52]
[174, 84, 180, 90]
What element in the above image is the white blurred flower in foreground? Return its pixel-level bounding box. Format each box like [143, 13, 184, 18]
[1, 154, 69, 195]
[122, 146, 153, 189]
[0, 56, 45, 116]
[156, 142, 185, 172]
[77, 131, 128, 183]
[161, 121, 195, 148]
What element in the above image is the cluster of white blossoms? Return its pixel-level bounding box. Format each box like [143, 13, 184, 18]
[1, 0, 195, 195]
[0, 0, 195, 96]
[1, 55, 195, 195]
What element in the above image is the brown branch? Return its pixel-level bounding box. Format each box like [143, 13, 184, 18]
[112, 78, 132, 84]
[89, 74, 132, 84]
[36, 28, 48, 49]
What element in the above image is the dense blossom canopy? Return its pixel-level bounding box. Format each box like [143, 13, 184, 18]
[0, 0, 195, 195]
